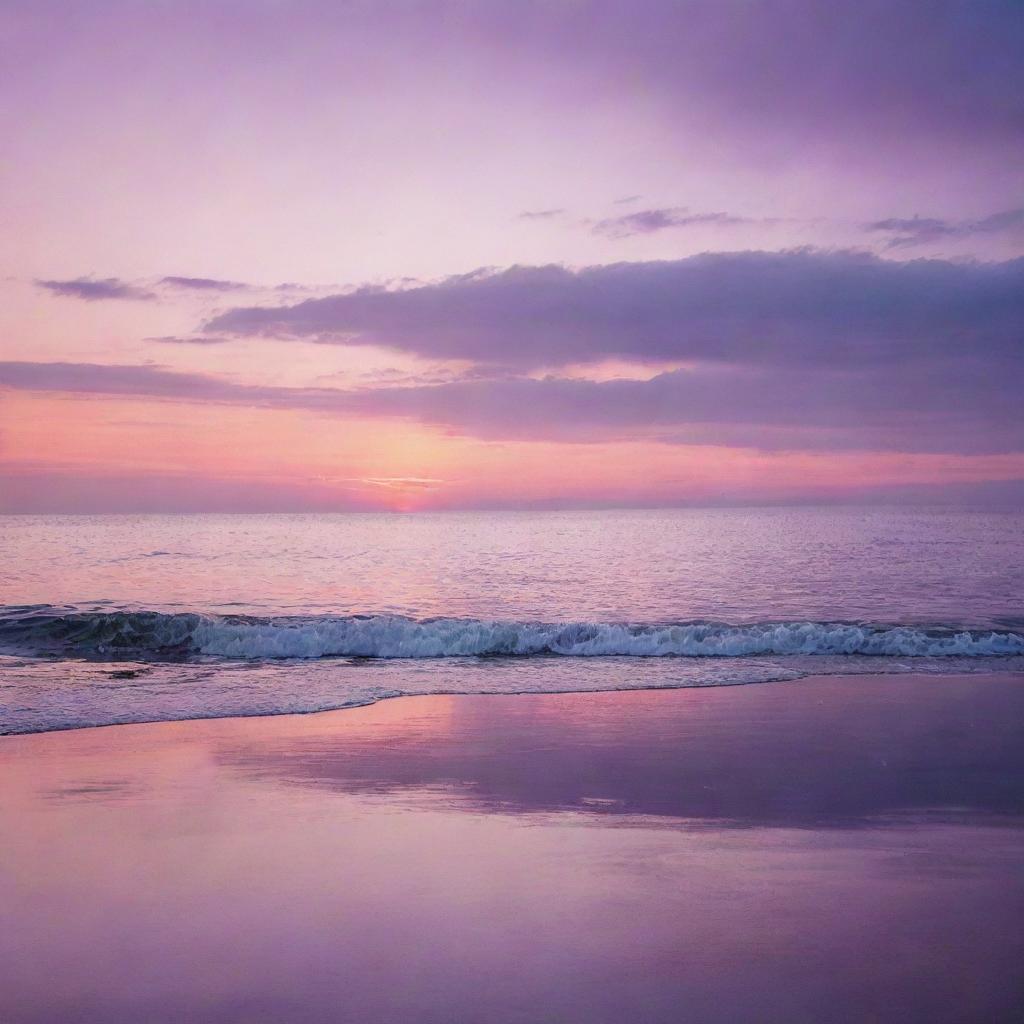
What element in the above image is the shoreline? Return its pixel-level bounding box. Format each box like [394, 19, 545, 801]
[4, 662, 1024, 738]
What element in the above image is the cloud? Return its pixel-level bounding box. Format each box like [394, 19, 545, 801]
[0, 361, 264, 403]
[518, 208, 564, 220]
[613, 195, 642, 205]
[336, 366, 1024, 455]
[35, 277, 156, 302]
[159, 276, 249, 292]
[9, 251, 1023, 458]
[36, 273, 271, 304]
[3, 345, 1021, 457]
[865, 207, 1024, 248]
[593, 208, 750, 238]
[205, 250, 1024, 373]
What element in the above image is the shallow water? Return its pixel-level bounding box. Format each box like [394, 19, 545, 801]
[2, 509, 1022, 732]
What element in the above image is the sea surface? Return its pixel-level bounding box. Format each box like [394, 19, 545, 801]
[2, 508, 1022, 733]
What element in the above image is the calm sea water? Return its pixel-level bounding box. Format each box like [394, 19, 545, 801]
[2, 509, 1022, 733]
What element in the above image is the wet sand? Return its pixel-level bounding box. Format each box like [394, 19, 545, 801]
[2, 673, 1023, 1023]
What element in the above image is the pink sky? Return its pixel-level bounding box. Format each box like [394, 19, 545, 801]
[2, 1, 1023, 511]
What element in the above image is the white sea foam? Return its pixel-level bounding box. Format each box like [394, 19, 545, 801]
[3, 608, 1023, 661]
[191, 616, 1024, 659]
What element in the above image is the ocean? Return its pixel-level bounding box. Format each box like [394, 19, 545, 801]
[2, 508, 1022, 734]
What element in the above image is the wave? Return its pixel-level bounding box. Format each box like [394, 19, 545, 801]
[2, 607, 1023, 660]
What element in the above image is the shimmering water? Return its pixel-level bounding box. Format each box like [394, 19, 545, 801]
[2, 509, 1022, 732]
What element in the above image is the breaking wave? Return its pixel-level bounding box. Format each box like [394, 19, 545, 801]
[2, 606, 1023, 661]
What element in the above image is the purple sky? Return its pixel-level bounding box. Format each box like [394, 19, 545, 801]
[1, 1, 1022, 510]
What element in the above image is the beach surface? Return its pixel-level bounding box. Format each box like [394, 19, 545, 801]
[3, 672, 1023, 1023]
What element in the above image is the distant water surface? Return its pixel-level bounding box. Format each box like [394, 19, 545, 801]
[5, 508, 1023, 621]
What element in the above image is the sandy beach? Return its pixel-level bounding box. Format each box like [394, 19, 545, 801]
[3, 672, 1023, 1023]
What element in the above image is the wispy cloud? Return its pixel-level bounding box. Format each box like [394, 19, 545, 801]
[35, 277, 156, 302]
[36, 273, 301, 303]
[518, 208, 565, 220]
[865, 207, 1024, 248]
[593, 207, 751, 238]
[159, 276, 249, 292]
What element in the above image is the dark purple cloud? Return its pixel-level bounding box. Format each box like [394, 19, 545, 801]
[35, 277, 155, 302]
[3, 347, 1021, 456]
[593, 208, 750, 238]
[866, 208, 1024, 248]
[159, 276, 249, 291]
[206, 250, 1024, 372]
[334, 366, 1024, 455]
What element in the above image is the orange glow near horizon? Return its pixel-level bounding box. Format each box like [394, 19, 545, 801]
[4, 390, 1024, 512]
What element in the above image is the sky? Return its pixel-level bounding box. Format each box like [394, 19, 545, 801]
[2, 0, 1023, 512]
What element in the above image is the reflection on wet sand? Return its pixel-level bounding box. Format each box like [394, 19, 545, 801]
[216, 673, 1024, 826]
[2, 675, 1023, 1024]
